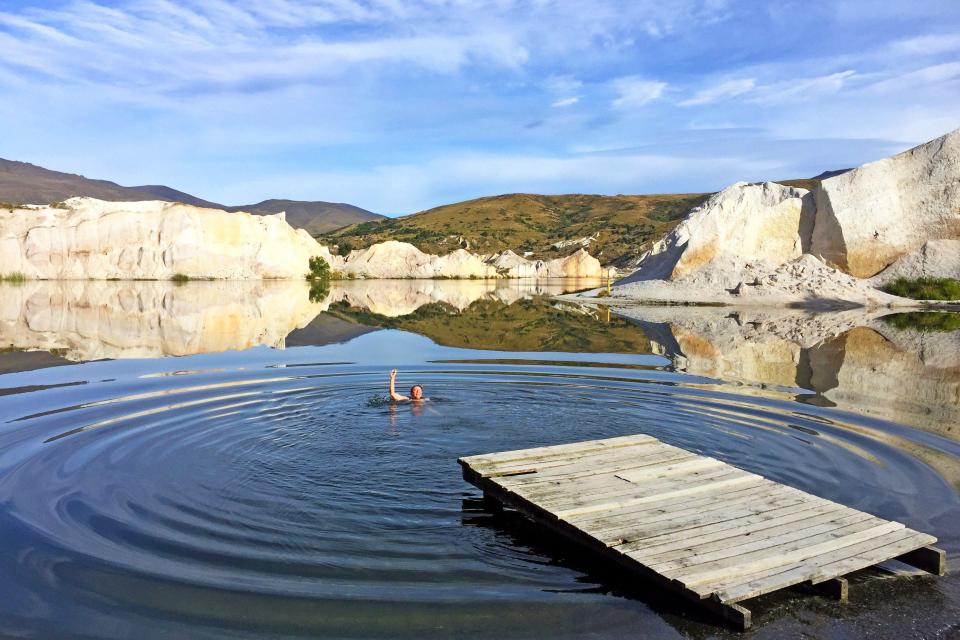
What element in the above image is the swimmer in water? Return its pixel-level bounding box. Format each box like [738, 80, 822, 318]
[389, 369, 424, 402]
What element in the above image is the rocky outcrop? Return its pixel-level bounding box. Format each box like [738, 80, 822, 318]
[486, 248, 604, 278]
[618, 182, 814, 286]
[870, 239, 960, 284]
[333, 241, 496, 279]
[0, 197, 331, 280]
[811, 128, 960, 278]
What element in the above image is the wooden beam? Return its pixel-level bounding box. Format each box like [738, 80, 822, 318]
[896, 546, 946, 576]
[808, 577, 848, 602]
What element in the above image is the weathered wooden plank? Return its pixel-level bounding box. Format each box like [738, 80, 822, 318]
[650, 512, 882, 574]
[633, 506, 870, 565]
[497, 447, 696, 486]
[591, 490, 819, 546]
[553, 474, 761, 520]
[714, 530, 935, 602]
[473, 442, 674, 478]
[461, 434, 658, 468]
[566, 478, 776, 528]
[674, 521, 905, 589]
[520, 466, 751, 508]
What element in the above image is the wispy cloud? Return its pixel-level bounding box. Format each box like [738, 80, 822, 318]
[680, 78, 756, 106]
[551, 96, 580, 108]
[611, 76, 668, 109]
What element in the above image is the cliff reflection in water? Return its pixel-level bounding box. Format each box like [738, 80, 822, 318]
[0, 279, 607, 363]
[617, 305, 960, 442]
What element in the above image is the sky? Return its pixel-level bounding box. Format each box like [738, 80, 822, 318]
[1, 0, 958, 214]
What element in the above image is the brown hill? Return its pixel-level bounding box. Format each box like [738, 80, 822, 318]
[321, 192, 711, 267]
[0, 158, 382, 235]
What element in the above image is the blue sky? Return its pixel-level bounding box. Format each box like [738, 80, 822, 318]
[1, 0, 958, 214]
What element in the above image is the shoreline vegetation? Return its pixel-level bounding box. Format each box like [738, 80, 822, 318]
[882, 277, 960, 301]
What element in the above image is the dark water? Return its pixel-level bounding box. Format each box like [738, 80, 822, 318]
[0, 280, 958, 639]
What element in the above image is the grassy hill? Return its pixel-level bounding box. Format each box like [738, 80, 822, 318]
[0, 159, 383, 235]
[321, 192, 711, 267]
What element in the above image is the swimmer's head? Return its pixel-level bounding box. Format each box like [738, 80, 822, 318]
[410, 384, 423, 400]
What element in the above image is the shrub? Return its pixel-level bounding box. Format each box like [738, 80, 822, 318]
[171, 273, 190, 283]
[338, 241, 354, 255]
[305, 256, 331, 280]
[1, 272, 26, 283]
[882, 277, 960, 300]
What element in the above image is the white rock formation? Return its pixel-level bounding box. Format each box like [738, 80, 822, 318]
[486, 248, 604, 278]
[333, 241, 496, 279]
[0, 197, 332, 280]
[487, 250, 540, 277]
[618, 182, 814, 286]
[870, 239, 960, 284]
[812, 127, 960, 278]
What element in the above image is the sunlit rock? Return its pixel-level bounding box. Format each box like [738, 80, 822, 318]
[619, 182, 813, 286]
[812, 128, 960, 278]
[870, 239, 960, 284]
[0, 198, 332, 280]
[335, 241, 496, 279]
[487, 248, 604, 278]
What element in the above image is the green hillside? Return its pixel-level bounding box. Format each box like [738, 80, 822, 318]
[321, 192, 710, 267]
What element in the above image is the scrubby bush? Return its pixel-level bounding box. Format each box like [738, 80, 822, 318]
[882, 277, 960, 300]
[171, 273, 190, 283]
[1, 272, 26, 283]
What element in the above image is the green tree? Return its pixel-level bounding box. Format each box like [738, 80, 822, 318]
[306, 255, 331, 280]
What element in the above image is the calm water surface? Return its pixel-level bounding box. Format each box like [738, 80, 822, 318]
[0, 280, 957, 639]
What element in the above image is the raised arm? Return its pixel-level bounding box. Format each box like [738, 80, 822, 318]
[389, 369, 409, 402]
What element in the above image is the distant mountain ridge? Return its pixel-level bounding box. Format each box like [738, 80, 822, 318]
[0, 158, 383, 234]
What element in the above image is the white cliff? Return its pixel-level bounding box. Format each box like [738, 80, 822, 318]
[486, 248, 604, 278]
[619, 182, 814, 286]
[812, 128, 960, 278]
[333, 241, 496, 279]
[589, 128, 960, 307]
[0, 197, 333, 280]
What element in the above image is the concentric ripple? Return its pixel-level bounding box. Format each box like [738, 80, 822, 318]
[0, 341, 958, 639]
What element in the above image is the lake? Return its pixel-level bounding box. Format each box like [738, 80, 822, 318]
[0, 279, 957, 639]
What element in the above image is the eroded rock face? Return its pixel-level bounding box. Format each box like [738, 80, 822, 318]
[0, 197, 331, 279]
[486, 248, 604, 278]
[870, 239, 960, 284]
[335, 241, 496, 279]
[619, 182, 814, 285]
[812, 128, 960, 278]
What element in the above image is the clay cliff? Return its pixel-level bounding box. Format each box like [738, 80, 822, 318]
[0, 197, 333, 280]
[607, 127, 960, 306]
[813, 129, 960, 278]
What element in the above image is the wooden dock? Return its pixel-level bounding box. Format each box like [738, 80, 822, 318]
[458, 434, 945, 630]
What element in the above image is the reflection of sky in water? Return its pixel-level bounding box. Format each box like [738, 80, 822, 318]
[0, 279, 958, 638]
